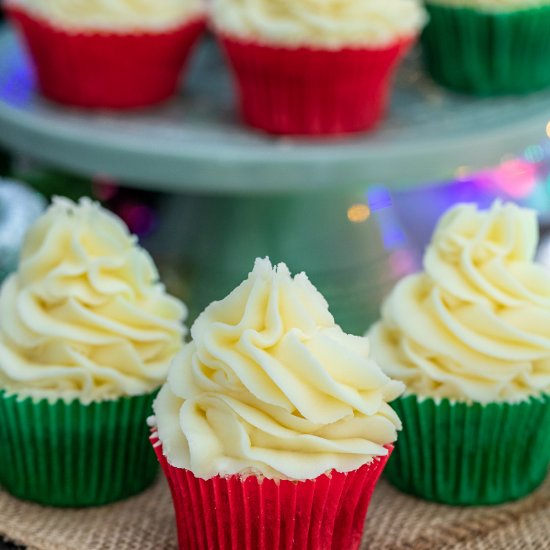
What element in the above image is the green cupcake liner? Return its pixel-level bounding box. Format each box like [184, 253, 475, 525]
[0, 390, 158, 507]
[422, 4, 550, 95]
[386, 394, 550, 505]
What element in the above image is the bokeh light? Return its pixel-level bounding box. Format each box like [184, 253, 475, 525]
[493, 159, 538, 199]
[347, 204, 371, 223]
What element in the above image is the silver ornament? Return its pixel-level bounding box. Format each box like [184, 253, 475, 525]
[0, 178, 46, 283]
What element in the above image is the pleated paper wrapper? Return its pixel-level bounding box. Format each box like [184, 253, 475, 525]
[7, 6, 205, 109]
[385, 393, 550, 505]
[422, 4, 550, 95]
[219, 35, 414, 137]
[0, 390, 159, 507]
[152, 435, 392, 550]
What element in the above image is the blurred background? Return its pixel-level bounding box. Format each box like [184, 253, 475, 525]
[1, 14, 550, 336]
[3, 142, 550, 335]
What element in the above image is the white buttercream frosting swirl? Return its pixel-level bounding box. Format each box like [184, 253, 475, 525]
[0, 197, 186, 403]
[5, 0, 205, 32]
[210, 0, 427, 48]
[370, 201, 550, 404]
[426, 0, 550, 13]
[154, 258, 404, 480]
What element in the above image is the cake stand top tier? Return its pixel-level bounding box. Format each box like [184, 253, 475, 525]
[0, 25, 549, 195]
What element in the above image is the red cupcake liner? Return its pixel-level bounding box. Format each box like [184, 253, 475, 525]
[152, 435, 391, 550]
[219, 35, 414, 136]
[7, 7, 205, 109]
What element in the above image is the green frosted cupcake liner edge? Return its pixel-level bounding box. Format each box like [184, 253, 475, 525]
[386, 393, 550, 505]
[0, 390, 158, 507]
[422, 4, 550, 95]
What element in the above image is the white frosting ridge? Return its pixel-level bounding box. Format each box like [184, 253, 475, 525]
[5, 0, 205, 32]
[210, 0, 427, 48]
[154, 258, 404, 480]
[0, 197, 187, 402]
[370, 201, 550, 404]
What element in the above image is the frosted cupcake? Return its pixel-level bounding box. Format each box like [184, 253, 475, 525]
[152, 258, 404, 549]
[210, 0, 427, 136]
[0, 197, 186, 506]
[5, 0, 205, 108]
[370, 201, 550, 505]
[422, 0, 550, 95]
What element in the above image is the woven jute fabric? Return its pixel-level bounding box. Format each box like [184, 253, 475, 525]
[0, 475, 548, 550]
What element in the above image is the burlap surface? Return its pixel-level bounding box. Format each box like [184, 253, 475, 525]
[0, 475, 548, 550]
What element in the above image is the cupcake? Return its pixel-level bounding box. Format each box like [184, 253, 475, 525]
[210, 0, 427, 136]
[369, 201, 550, 505]
[421, 0, 550, 95]
[0, 197, 186, 507]
[152, 258, 404, 549]
[5, 0, 205, 108]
